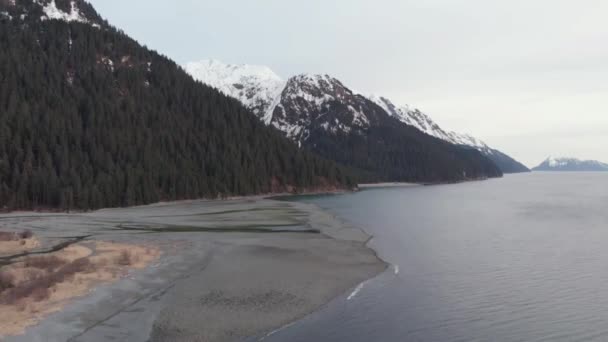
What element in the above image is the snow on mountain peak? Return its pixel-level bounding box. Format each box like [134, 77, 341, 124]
[535, 156, 608, 171]
[184, 58, 496, 156]
[367, 95, 492, 154]
[41, 1, 81, 21]
[266, 72, 379, 144]
[292, 74, 338, 90]
[546, 156, 581, 167]
[547, 156, 561, 167]
[1, 0, 101, 27]
[184, 59, 285, 124]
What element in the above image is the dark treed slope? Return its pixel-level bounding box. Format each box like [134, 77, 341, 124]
[485, 150, 530, 173]
[0, 0, 354, 210]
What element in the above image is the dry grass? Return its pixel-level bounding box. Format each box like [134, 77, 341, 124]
[0, 230, 39, 256]
[18, 230, 33, 240]
[0, 230, 33, 242]
[0, 232, 17, 242]
[114, 250, 132, 266]
[0, 241, 160, 337]
[24, 255, 64, 271]
[0, 271, 14, 292]
[0, 258, 94, 305]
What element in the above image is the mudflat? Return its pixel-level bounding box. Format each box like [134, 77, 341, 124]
[0, 198, 386, 342]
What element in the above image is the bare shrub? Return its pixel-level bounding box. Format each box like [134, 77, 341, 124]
[0, 270, 14, 292]
[25, 255, 65, 271]
[0, 257, 95, 304]
[115, 250, 132, 266]
[31, 286, 50, 302]
[95, 258, 108, 268]
[1, 279, 39, 305]
[24, 268, 42, 281]
[0, 231, 17, 241]
[61, 258, 93, 274]
[19, 229, 33, 239]
[16, 300, 27, 312]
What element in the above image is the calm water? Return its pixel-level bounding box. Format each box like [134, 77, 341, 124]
[265, 172, 608, 342]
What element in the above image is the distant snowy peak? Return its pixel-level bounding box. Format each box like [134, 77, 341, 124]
[368, 95, 491, 153]
[184, 59, 285, 124]
[534, 157, 608, 172]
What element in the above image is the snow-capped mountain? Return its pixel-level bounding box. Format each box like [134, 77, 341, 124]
[185, 60, 284, 124]
[259, 72, 502, 182]
[185, 61, 383, 145]
[270, 74, 383, 144]
[1, 0, 102, 27]
[363, 95, 529, 173]
[368, 95, 493, 155]
[533, 157, 608, 172]
[184, 59, 526, 175]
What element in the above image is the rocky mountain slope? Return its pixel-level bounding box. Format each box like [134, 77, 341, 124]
[186, 60, 526, 175]
[187, 60, 503, 182]
[533, 157, 608, 172]
[367, 95, 529, 173]
[0, 0, 355, 210]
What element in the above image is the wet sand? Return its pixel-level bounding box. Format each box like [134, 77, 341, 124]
[358, 182, 419, 189]
[0, 198, 386, 342]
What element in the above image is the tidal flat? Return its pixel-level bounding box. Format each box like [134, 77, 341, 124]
[0, 198, 386, 342]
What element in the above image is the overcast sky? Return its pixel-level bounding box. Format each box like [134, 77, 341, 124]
[88, 0, 608, 167]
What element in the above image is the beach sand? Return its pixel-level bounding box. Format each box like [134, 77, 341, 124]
[0, 237, 40, 257]
[0, 198, 386, 342]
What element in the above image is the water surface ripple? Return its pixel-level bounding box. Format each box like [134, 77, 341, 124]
[265, 173, 608, 342]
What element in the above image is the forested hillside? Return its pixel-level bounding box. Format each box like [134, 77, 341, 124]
[0, 0, 354, 210]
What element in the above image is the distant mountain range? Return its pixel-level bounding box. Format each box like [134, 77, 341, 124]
[186, 60, 506, 183]
[185, 60, 529, 175]
[533, 157, 608, 172]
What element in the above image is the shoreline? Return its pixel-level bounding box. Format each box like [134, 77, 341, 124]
[358, 182, 420, 189]
[0, 197, 387, 341]
[0, 176, 499, 215]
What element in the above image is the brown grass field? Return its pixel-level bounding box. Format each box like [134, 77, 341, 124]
[0, 236, 160, 337]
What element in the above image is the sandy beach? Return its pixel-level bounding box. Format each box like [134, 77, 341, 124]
[0, 198, 386, 342]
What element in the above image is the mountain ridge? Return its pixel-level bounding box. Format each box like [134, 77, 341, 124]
[186, 59, 528, 174]
[187, 60, 504, 182]
[533, 157, 608, 172]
